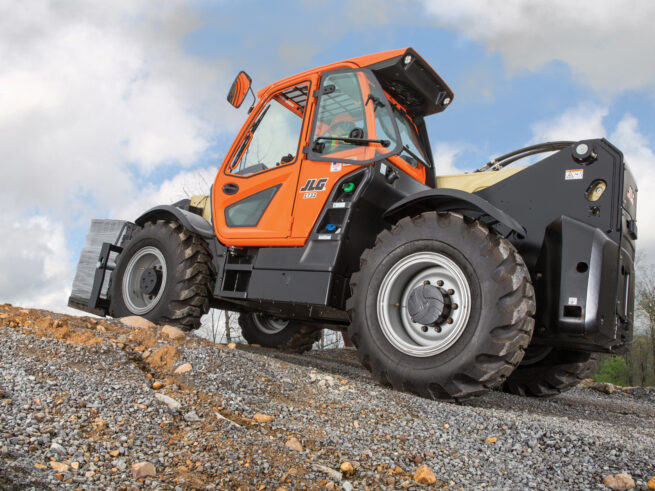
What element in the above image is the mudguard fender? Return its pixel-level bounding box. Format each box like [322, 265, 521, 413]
[135, 205, 215, 239]
[383, 188, 527, 236]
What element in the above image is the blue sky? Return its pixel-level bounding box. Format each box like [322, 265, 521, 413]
[0, 0, 654, 311]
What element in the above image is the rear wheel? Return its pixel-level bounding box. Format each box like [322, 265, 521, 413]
[347, 212, 535, 400]
[239, 313, 321, 353]
[502, 348, 597, 397]
[109, 220, 215, 330]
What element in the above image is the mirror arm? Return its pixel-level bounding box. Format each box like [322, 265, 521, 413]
[247, 87, 257, 114]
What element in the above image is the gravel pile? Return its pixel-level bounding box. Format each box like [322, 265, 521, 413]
[1, 304, 654, 490]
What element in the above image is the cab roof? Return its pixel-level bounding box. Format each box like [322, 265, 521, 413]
[257, 48, 454, 118]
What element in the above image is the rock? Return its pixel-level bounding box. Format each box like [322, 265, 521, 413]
[413, 465, 437, 485]
[174, 363, 192, 375]
[342, 482, 353, 491]
[485, 437, 498, 444]
[253, 413, 274, 423]
[120, 316, 155, 329]
[85, 470, 95, 478]
[147, 345, 179, 370]
[591, 382, 616, 394]
[340, 462, 355, 477]
[109, 449, 120, 457]
[152, 381, 163, 390]
[603, 474, 636, 489]
[94, 417, 107, 429]
[183, 410, 201, 422]
[70, 461, 80, 470]
[227, 342, 237, 349]
[35, 316, 53, 329]
[285, 437, 303, 452]
[315, 464, 342, 481]
[443, 423, 450, 429]
[647, 477, 655, 490]
[50, 442, 66, 455]
[161, 325, 185, 340]
[131, 461, 156, 479]
[155, 393, 181, 410]
[49, 461, 70, 473]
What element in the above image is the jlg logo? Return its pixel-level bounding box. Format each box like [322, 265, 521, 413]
[300, 178, 328, 192]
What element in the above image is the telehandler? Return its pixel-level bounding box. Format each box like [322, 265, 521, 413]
[69, 48, 638, 400]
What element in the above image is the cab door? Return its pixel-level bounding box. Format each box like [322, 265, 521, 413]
[213, 78, 315, 246]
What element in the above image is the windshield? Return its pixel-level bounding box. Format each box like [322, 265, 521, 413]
[308, 69, 401, 165]
[393, 107, 428, 168]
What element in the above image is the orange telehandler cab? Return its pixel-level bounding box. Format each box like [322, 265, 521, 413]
[69, 48, 638, 400]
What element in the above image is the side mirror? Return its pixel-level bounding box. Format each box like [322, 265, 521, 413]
[227, 71, 252, 108]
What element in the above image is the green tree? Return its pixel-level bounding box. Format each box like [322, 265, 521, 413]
[594, 356, 631, 385]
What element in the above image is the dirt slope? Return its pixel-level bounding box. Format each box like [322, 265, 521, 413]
[1, 304, 654, 490]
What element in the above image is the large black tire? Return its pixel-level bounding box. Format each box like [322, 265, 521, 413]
[109, 220, 215, 331]
[238, 313, 321, 353]
[502, 348, 597, 397]
[347, 212, 535, 400]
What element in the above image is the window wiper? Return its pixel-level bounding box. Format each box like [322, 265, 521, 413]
[250, 104, 270, 133]
[365, 94, 385, 109]
[402, 144, 432, 168]
[313, 136, 390, 152]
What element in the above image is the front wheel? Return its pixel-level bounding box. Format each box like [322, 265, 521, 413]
[347, 212, 535, 400]
[109, 220, 215, 330]
[238, 313, 322, 353]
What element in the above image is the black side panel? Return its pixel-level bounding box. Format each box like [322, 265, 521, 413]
[476, 139, 623, 271]
[476, 138, 634, 352]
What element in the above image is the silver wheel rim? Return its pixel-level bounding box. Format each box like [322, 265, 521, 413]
[253, 314, 289, 335]
[122, 246, 167, 315]
[377, 251, 472, 357]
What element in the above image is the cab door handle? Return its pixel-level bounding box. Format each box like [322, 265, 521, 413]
[222, 183, 239, 195]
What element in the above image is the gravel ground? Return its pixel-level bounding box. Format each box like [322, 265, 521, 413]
[1, 304, 654, 490]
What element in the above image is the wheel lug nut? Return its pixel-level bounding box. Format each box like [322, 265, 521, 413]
[423, 280, 430, 285]
[447, 289, 454, 295]
[435, 326, 442, 333]
[446, 318, 453, 324]
[436, 280, 444, 286]
[451, 303, 458, 310]
[421, 325, 428, 333]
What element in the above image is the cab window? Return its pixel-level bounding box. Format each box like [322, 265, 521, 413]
[394, 108, 428, 168]
[309, 69, 400, 165]
[228, 83, 309, 176]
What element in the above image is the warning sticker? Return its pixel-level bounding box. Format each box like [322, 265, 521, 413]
[330, 162, 342, 172]
[565, 169, 584, 180]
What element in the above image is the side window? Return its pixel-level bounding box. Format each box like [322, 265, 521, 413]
[308, 69, 400, 165]
[228, 83, 309, 177]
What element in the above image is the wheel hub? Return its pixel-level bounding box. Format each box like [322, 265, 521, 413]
[377, 251, 472, 357]
[139, 267, 162, 295]
[407, 283, 446, 325]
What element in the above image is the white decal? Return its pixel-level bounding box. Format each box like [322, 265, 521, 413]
[332, 202, 346, 208]
[380, 162, 387, 175]
[318, 234, 331, 240]
[330, 162, 342, 172]
[565, 169, 584, 180]
[568, 297, 578, 305]
[303, 192, 317, 199]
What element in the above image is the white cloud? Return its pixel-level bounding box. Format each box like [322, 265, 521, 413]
[0, 215, 72, 311]
[0, 0, 234, 214]
[530, 104, 608, 142]
[432, 142, 470, 175]
[422, 0, 655, 94]
[610, 115, 655, 259]
[112, 167, 217, 222]
[0, 1, 239, 312]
